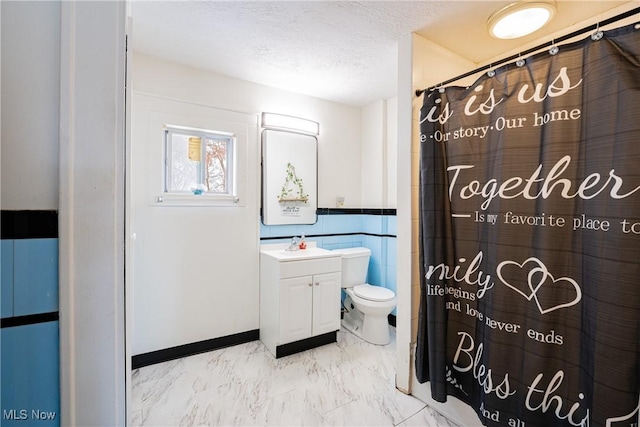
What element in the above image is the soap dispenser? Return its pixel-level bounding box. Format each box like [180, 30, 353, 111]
[299, 235, 307, 250]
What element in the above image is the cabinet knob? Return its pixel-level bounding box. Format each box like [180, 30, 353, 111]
[315, 282, 319, 286]
[308, 283, 313, 287]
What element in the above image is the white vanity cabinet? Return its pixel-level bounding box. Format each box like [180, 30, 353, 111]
[279, 271, 341, 343]
[260, 245, 341, 358]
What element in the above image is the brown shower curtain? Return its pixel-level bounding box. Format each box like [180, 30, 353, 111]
[417, 23, 639, 427]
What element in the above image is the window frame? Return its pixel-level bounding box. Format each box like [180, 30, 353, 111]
[160, 124, 239, 206]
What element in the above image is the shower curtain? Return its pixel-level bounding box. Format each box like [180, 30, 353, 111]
[416, 23, 639, 427]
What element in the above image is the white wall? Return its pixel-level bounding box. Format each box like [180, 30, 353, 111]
[360, 99, 398, 208]
[386, 97, 398, 208]
[131, 53, 368, 354]
[360, 101, 384, 207]
[1, 1, 60, 210]
[133, 53, 363, 209]
[131, 93, 260, 354]
[59, 2, 127, 425]
[395, 33, 414, 395]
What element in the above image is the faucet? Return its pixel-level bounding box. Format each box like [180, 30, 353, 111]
[286, 236, 300, 251]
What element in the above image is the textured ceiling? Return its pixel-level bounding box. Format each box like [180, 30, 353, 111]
[130, 1, 632, 107]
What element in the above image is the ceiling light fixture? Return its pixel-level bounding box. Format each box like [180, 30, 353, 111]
[488, 1, 556, 39]
[261, 112, 319, 136]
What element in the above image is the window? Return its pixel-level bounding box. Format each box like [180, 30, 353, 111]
[164, 125, 235, 197]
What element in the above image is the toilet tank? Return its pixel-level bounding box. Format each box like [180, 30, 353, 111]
[332, 247, 371, 288]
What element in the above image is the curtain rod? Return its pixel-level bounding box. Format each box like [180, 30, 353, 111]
[415, 6, 640, 97]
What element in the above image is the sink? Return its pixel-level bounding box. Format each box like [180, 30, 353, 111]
[261, 246, 338, 261]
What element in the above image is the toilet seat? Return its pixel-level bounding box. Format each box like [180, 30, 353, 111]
[353, 284, 395, 302]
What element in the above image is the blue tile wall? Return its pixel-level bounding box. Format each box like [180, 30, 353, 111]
[14, 239, 59, 316]
[1, 321, 60, 426]
[1, 210, 60, 427]
[362, 215, 383, 235]
[2, 240, 14, 318]
[261, 212, 397, 315]
[387, 215, 397, 236]
[385, 238, 398, 295]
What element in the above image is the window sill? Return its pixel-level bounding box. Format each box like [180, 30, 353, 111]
[152, 193, 242, 207]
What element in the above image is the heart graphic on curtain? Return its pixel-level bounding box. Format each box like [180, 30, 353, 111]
[497, 257, 582, 314]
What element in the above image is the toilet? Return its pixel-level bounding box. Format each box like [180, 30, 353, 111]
[333, 247, 396, 345]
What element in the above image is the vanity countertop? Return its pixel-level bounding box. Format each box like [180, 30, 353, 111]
[260, 243, 339, 261]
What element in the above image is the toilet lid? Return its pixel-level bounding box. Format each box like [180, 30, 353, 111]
[353, 284, 395, 302]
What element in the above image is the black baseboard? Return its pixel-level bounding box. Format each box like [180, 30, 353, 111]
[275, 331, 337, 358]
[132, 329, 259, 369]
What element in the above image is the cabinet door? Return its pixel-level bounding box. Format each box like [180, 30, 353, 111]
[312, 272, 341, 336]
[279, 275, 313, 345]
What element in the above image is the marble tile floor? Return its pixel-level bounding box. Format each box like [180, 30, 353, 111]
[131, 327, 460, 427]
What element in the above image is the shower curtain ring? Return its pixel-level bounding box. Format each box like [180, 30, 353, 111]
[516, 54, 525, 67]
[549, 40, 559, 56]
[591, 22, 604, 40]
[487, 64, 496, 77]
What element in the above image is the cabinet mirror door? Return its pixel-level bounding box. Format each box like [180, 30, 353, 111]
[262, 129, 317, 225]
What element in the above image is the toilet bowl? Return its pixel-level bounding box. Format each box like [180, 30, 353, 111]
[333, 247, 397, 345]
